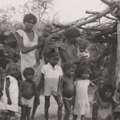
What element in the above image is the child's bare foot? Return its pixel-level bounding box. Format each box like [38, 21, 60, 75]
[33, 62, 40, 68]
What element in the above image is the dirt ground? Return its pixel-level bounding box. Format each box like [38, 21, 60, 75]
[11, 86, 96, 120]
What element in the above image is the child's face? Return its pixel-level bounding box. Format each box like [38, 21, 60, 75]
[104, 90, 112, 99]
[79, 44, 88, 52]
[81, 73, 89, 79]
[66, 68, 75, 77]
[98, 80, 104, 88]
[49, 56, 59, 67]
[42, 26, 52, 37]
[9, 65, 18, 77]
[25, 72, 34, 81]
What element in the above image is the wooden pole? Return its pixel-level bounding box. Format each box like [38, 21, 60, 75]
[116, 19, 120, 89]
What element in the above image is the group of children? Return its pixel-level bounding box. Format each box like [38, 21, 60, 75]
[0, 26, 119, 120]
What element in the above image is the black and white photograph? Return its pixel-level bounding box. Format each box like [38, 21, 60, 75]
[0, 0, 120, 120]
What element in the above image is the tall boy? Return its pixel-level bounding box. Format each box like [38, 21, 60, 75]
[38, 49, 63, 120]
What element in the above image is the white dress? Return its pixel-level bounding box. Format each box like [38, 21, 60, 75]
[16, 30, 44, 86]
[2, 75, 19, 112]
[73, 79, 90, 117]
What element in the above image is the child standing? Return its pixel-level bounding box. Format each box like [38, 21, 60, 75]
[38, 49, 63, 120]
[93, 77, 105, 106]
[73, 66, 95, 120]
[19, 67, 39, 120]
[2, 63, 19, 119]
[58, 62, 75, 120]
[34, 24, 52, 67]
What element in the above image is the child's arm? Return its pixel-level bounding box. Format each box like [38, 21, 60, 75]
[33, 81, 40, 106]
[5, 78, 12, 105]
[41, 37, 49, 57]
[18, 82, 23, 106]
[37, 73, 44, 94]
[57, 76, 63, 97]
[90, 81, 96, 87]
[33, 82, 39, 97]
[95, 89, 103, 107]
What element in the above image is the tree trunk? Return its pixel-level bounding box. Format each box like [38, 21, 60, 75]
[116, 19, 120, 89]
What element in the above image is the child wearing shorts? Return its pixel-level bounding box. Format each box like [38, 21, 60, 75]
[38, 49, 63, 120]
[19, 67, 39, 120]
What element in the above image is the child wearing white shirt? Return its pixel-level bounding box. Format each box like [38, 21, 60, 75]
[38, 49, 63, 120]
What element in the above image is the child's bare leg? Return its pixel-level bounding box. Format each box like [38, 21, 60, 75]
[21, 105, 27, 120]
[26, 107, 31, 120]
[63, 98, 71, 120]
[53, 95, 63, 120]
[92, 103, 98, 120]
[34, 49, 41, 68]
[81, 115, 86, 120]
[73, 115, 77, 120]
[45, 96, 50, 120]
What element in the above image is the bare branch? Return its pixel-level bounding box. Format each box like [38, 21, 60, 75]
[100, 0, 114, 6]
[86, 11, 99, 15]
[104, 15, 117, 20]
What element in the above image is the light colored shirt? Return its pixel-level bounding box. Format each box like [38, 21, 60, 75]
[41, 63, 63, 80]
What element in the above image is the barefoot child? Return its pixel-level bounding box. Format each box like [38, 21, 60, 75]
[38, 49, 63, 120]
[58, 62, 75, 120]
[73, 66, 95, 120]
[19, 67, 39, 120]
[34, 24, 52, 67]
[92, 83, 115, 120]
[2, 63, 19, 120]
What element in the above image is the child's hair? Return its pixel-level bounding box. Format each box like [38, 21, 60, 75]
[23, 67, 35, 78]
[48, 49, 59, 58]
[23, 13, 37, 24]
[76, 66, 92, 78]
[6, 63, 17, 73]
[95, 77, 105, 85]
[78, 39, 89, 49]
[44, 24, 52, 30]
[64, 27, 80, 39]
[80, 58, 90, 67]
[100, 83, 116, 99]
[62, 62, 74, 73]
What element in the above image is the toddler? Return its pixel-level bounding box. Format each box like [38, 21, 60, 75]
[19, 67, 39, 120]
[37, 49, 63, 120]
[2, 63, 19, 119]
[34, 24, 52, 67]
[77, 39, 90, 59]
[58, 62, 75, 120]
[73, 66, 95, 120]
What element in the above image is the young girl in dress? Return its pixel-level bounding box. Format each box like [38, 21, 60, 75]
[2, 63, 19, 120]
[73, 66, 95, 120]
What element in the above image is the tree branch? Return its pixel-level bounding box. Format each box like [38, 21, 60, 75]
[86, 11, 99, 15]
[100, 0, 114, 6]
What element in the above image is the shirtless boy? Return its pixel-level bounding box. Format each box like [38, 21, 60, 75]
[58, 62, 75, 120]
[19, 67, 39, 120]
[34, 24, 52, 67]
